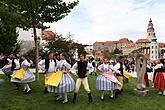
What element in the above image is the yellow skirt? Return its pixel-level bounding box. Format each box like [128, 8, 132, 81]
[117, 76, 123, 90]
[11, 68, 25, 80]
[45, 71, 63, 87]
[123, 71, 132, 79]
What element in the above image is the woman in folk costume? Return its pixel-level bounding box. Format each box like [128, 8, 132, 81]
[1, 58, 13, 78]
[96, 58, 121, 101]
[154, 59, 165, 96]
[71, 54, 94, 103]
[113, 56, 126, 96]
[2, 54, 21, 89]
[38, 52, 59, 93]
[11, 55, 35, 93]
[47, 53, 75, 104]
[1, 54, 20, 78]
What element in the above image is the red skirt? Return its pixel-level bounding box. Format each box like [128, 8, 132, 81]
[154, 72, 165, 90]
[144, 72, 149, 87]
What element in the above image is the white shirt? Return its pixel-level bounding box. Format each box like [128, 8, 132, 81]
[56, 60, 71, 71]
[71, 61, 94, 75]
[14, 59, 20, 69]
[21, 59, 31, 67]
[98, 63, 112, 72]
[38, 59, 59, 73]
[7, 58, 20, 69]
[113, 62, 125, 74]
[154, 63, 164, 70]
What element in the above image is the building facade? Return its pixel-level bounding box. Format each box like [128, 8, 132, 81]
[93, 18, 165, 60]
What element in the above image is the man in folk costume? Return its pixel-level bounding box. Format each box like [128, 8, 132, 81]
[71, 54, 94, 103]
[114, 56, 125, 96]
[38, 52, 59, 93]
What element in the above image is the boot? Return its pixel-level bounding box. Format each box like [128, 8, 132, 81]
[95, 72, 97, 76]
[44, 87, 48, 93]
[14, 82, 20, 90]
[88, 93, 93, 103]
[72, 93, 77, 103]
[115, 89, 121, 97]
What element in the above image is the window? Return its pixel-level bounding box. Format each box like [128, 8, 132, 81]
[152, 51, 154, 54]
[152, 46, 154, 49]
[155, 55, 157, 59]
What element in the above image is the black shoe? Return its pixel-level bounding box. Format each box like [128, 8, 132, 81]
[72, 93, 77, 103]
[109, 96, 114, 99]
[100, 97, 104, 101]
[88, 93, 93, 103]
[62, 100, 68, 104]
[56, 96, 62, 101]
[14, 83, 20, 90]
[115, 90, 120, 98]
[25, 89, 31, 94]
[44, 87, 48, 93]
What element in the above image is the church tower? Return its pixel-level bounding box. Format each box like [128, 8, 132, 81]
[147, 18, 155, 42]
[150, 33, 159, 61]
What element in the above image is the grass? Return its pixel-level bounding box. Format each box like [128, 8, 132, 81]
[0, 74, 165, 110]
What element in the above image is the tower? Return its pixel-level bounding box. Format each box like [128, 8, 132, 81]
[150, 33, 158, 61]
[147, 18, 155, 42]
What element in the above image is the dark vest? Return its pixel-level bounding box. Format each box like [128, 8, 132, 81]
[117, 62, 123, 76]
[77, 61, 88, 78]
[45, 59, 56, 72]
[11, 59, 16, 71]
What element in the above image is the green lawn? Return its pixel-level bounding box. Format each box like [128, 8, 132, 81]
[0, 74, 165, 110]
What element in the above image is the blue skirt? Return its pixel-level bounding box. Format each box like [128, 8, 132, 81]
[96, 75, 118, 90]
[11, 70, 35, 83]
[2, 67, 12, 76]
[47, 73, 75, 93]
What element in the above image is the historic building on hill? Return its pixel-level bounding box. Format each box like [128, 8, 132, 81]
[93, 18, 165, 60]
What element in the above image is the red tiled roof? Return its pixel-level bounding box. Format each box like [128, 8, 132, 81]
[136, 39, 150, 43]
[42, 31, 56, 40]
[94, 41, 119, 45]
[119, 38, 129, 43]
[94, 38, 131, 45]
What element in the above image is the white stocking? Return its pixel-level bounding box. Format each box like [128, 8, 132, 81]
[64, 93, 68, 101]
[26, 84, 31, 91]
[23, 84, 27, 91]
[110, 90, 114, 97]
[100, 90, 104, 99]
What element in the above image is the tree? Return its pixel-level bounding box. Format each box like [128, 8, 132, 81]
[103, 48, 122, 59]
[1, 0, 79, 80]
[25, 47, 46, 65]
[113, 48, 122, 54]
[45, 33, 86, 57]
[0, 21, 20, 55]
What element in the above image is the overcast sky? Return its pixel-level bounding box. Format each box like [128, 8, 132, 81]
[19, 0, 165, 45]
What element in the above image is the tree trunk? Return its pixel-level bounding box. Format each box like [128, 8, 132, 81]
[32, 23, 39, 81]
